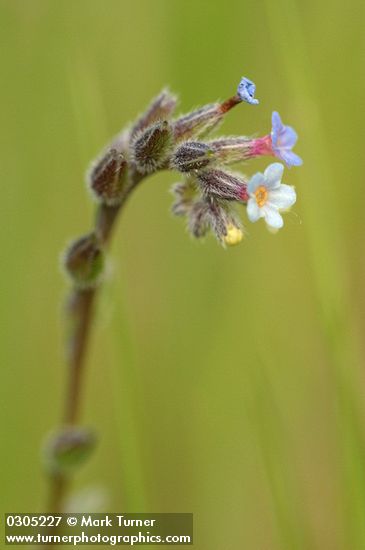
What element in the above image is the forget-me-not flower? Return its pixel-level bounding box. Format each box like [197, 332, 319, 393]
[237, 77, 259, 105]
[271, 111, 303, 167]
[246, 163, 296, 230]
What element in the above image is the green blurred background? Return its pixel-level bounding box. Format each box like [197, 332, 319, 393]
[1, 0, 365, 548]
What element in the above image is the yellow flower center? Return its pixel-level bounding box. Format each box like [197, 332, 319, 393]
[254, 185, 268, 207]
[224, 224, 244, 246]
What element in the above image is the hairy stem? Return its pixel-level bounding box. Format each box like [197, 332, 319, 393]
[63, 288, 96, 425]
[47, 170, 144, 514]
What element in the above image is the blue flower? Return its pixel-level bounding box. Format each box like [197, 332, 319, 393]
[237, 77, 259, 105]
[271, 111, 303, 167]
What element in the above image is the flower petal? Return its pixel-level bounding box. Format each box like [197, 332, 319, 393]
[247, 198, 261, 222]
[271, 111, 282, 141]
[262, 205, 284, 229]
[247, 172, 264, 193]
[264, 163, 284, 189]
[271, 112, 303, 167]
[277, 125, 298, 148]
[237, 77, 259, 105]
[268, 184, 296, 209]
[279, 150, 303, 167]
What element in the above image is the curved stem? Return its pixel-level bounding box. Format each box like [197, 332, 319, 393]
[46, 171, 144, 514]
[64, 288, 96, 425]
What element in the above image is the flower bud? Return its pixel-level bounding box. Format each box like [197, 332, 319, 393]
[171, 141, 213, 173]
[63, 233, 104, 288]
[197, 169, 248, 201]
[131, 88, 177, 138]
[88, 148, 128, 206]
[205, 200, 243, 245]
[170, 177, 197, 216]
[187, 197, 243, 245]
[205, 199, 230, 241]
[173, 104, 224, 142]
[209, 137, 251, 165]
[131, 120, 173, 173]
[188, 198, 243, 246]
[223, 223, 244, 246]
[43, 427, 96, 476]
[188, 200, 210, 238]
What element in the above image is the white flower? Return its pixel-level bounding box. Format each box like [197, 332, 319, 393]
[246, 163, 296, 230]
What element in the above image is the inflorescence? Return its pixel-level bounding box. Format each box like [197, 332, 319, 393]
[55, 77, 303, 505]
[65, 76, 303, 285]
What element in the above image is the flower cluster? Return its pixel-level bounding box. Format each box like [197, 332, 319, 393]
[167, 77, 302, 245]
[85, 76, 302, 256]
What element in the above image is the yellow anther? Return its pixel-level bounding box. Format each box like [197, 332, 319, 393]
[254, 185, 268, 207]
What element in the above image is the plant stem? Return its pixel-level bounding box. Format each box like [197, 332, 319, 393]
[64, 288, 96, 425]
[47, 475, 66, 514]
[46, 171, 143, 514]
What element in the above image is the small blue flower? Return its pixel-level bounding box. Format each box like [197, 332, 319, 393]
[271, 111, 303, 167]
[237, 77, 259, 105]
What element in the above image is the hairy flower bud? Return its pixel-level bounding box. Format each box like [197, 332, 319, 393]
[43, 427, 96, 476]
[171, 177, 198, 216]
[205, 199, 230, 241]
[88, 148, 128, 205]
[172, 85, 246, 143]
[173, 104, 224, 142]
[131, 88, 177, 138]
[63, 233, 104, 288]
[209, 137, 251, 165]
[197, 169, 248, 201]
[171, 141, 213, 173]
[131, 120, 173, 173]
[188, 200, 210, 238]
[187, 197, 243, 245]
[206, 200, 243, 244]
